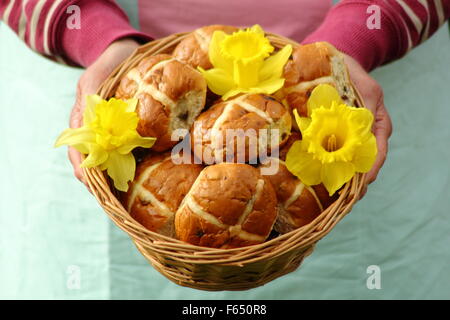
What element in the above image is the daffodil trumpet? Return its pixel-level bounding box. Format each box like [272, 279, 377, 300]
[286, 84, 377, 196]
[55, 95, 156, 192]
[199, 24, 292, 100]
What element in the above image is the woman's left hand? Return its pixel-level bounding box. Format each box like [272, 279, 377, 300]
[342, 54, 393, 192]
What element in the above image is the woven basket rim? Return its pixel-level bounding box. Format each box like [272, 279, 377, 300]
[83, 31, 367, 269]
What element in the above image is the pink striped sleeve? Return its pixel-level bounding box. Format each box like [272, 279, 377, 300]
[303, 0, 450, 71]
[1, 0, 151, 67]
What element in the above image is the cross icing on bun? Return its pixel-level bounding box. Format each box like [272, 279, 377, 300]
[124, 153, 204, 237]
[175, 163, 278, 248]
[191, 94, 292, 164]
[116, 54, 207, 152]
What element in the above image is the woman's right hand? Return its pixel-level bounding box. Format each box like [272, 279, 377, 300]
[68, 38, 140, 185]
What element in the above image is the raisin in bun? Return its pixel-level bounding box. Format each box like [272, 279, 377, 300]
[173, 25, 238, 69]
[115, 54, 207, 152]
[281, 42, 356, 121]
[260, 132, 338, 234]
[124, 153, 204, 237]
[175, 163, 278, 248]
[191, 94, 292, 164]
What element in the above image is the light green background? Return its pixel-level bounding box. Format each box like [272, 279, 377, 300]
[0, 16, 449, 299]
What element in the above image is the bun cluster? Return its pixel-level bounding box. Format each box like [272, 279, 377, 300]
[118, 26, 350, 248]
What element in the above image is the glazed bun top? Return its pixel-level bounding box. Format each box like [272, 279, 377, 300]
[124, 152, 204, 236]
[175, 163, 278, 248]
[283, 42, 338, 86]
[173, 25, 239, 70]
[116, 54, 207, 152]
[281, 42, 357, 118]
[191, 94, 292, 164]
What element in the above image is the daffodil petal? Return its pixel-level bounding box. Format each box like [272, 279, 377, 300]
[80, 145, 108, 168]
[353, 134, 377, 172]
[259, 44, 292, 80]
[321, 161, 355, 195]
[252, 77, 285, 95]
[286, 140, 322, 186]
[250, 24, 264, 35]
[54, 127, 95, 154]
[199, 67, 235, 96]
[298, 117, 312, 133]
[125, 98, 138, 112]
[105, 151, 136, 192]
[84, 95, 103, 125]
[293, 109, 302, 124]
[348, 106, 374, 138]
[292, 109, 311, 132]
[307, 84, 343, 116]
[222, 88, 244, 101]
[98, 161, 108, 171]
[209, 30, 229, 70]
[117, 136, 157, 154]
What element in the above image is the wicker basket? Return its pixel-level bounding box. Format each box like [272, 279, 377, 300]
[83, 31, 367, 291]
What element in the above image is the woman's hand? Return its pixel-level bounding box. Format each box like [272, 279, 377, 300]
[68, 38, 140, 185]
[343, 54, 393, 192]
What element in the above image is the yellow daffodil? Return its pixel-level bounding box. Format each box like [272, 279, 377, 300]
[199, 24, 292, 100]
[295, 83, 345, 133]
[55, 95, 156, 192]
[286, 84, 377, 195]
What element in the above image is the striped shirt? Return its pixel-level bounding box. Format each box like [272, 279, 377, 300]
[304, 0, 450, 70]
[0, 0, 449, 70]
